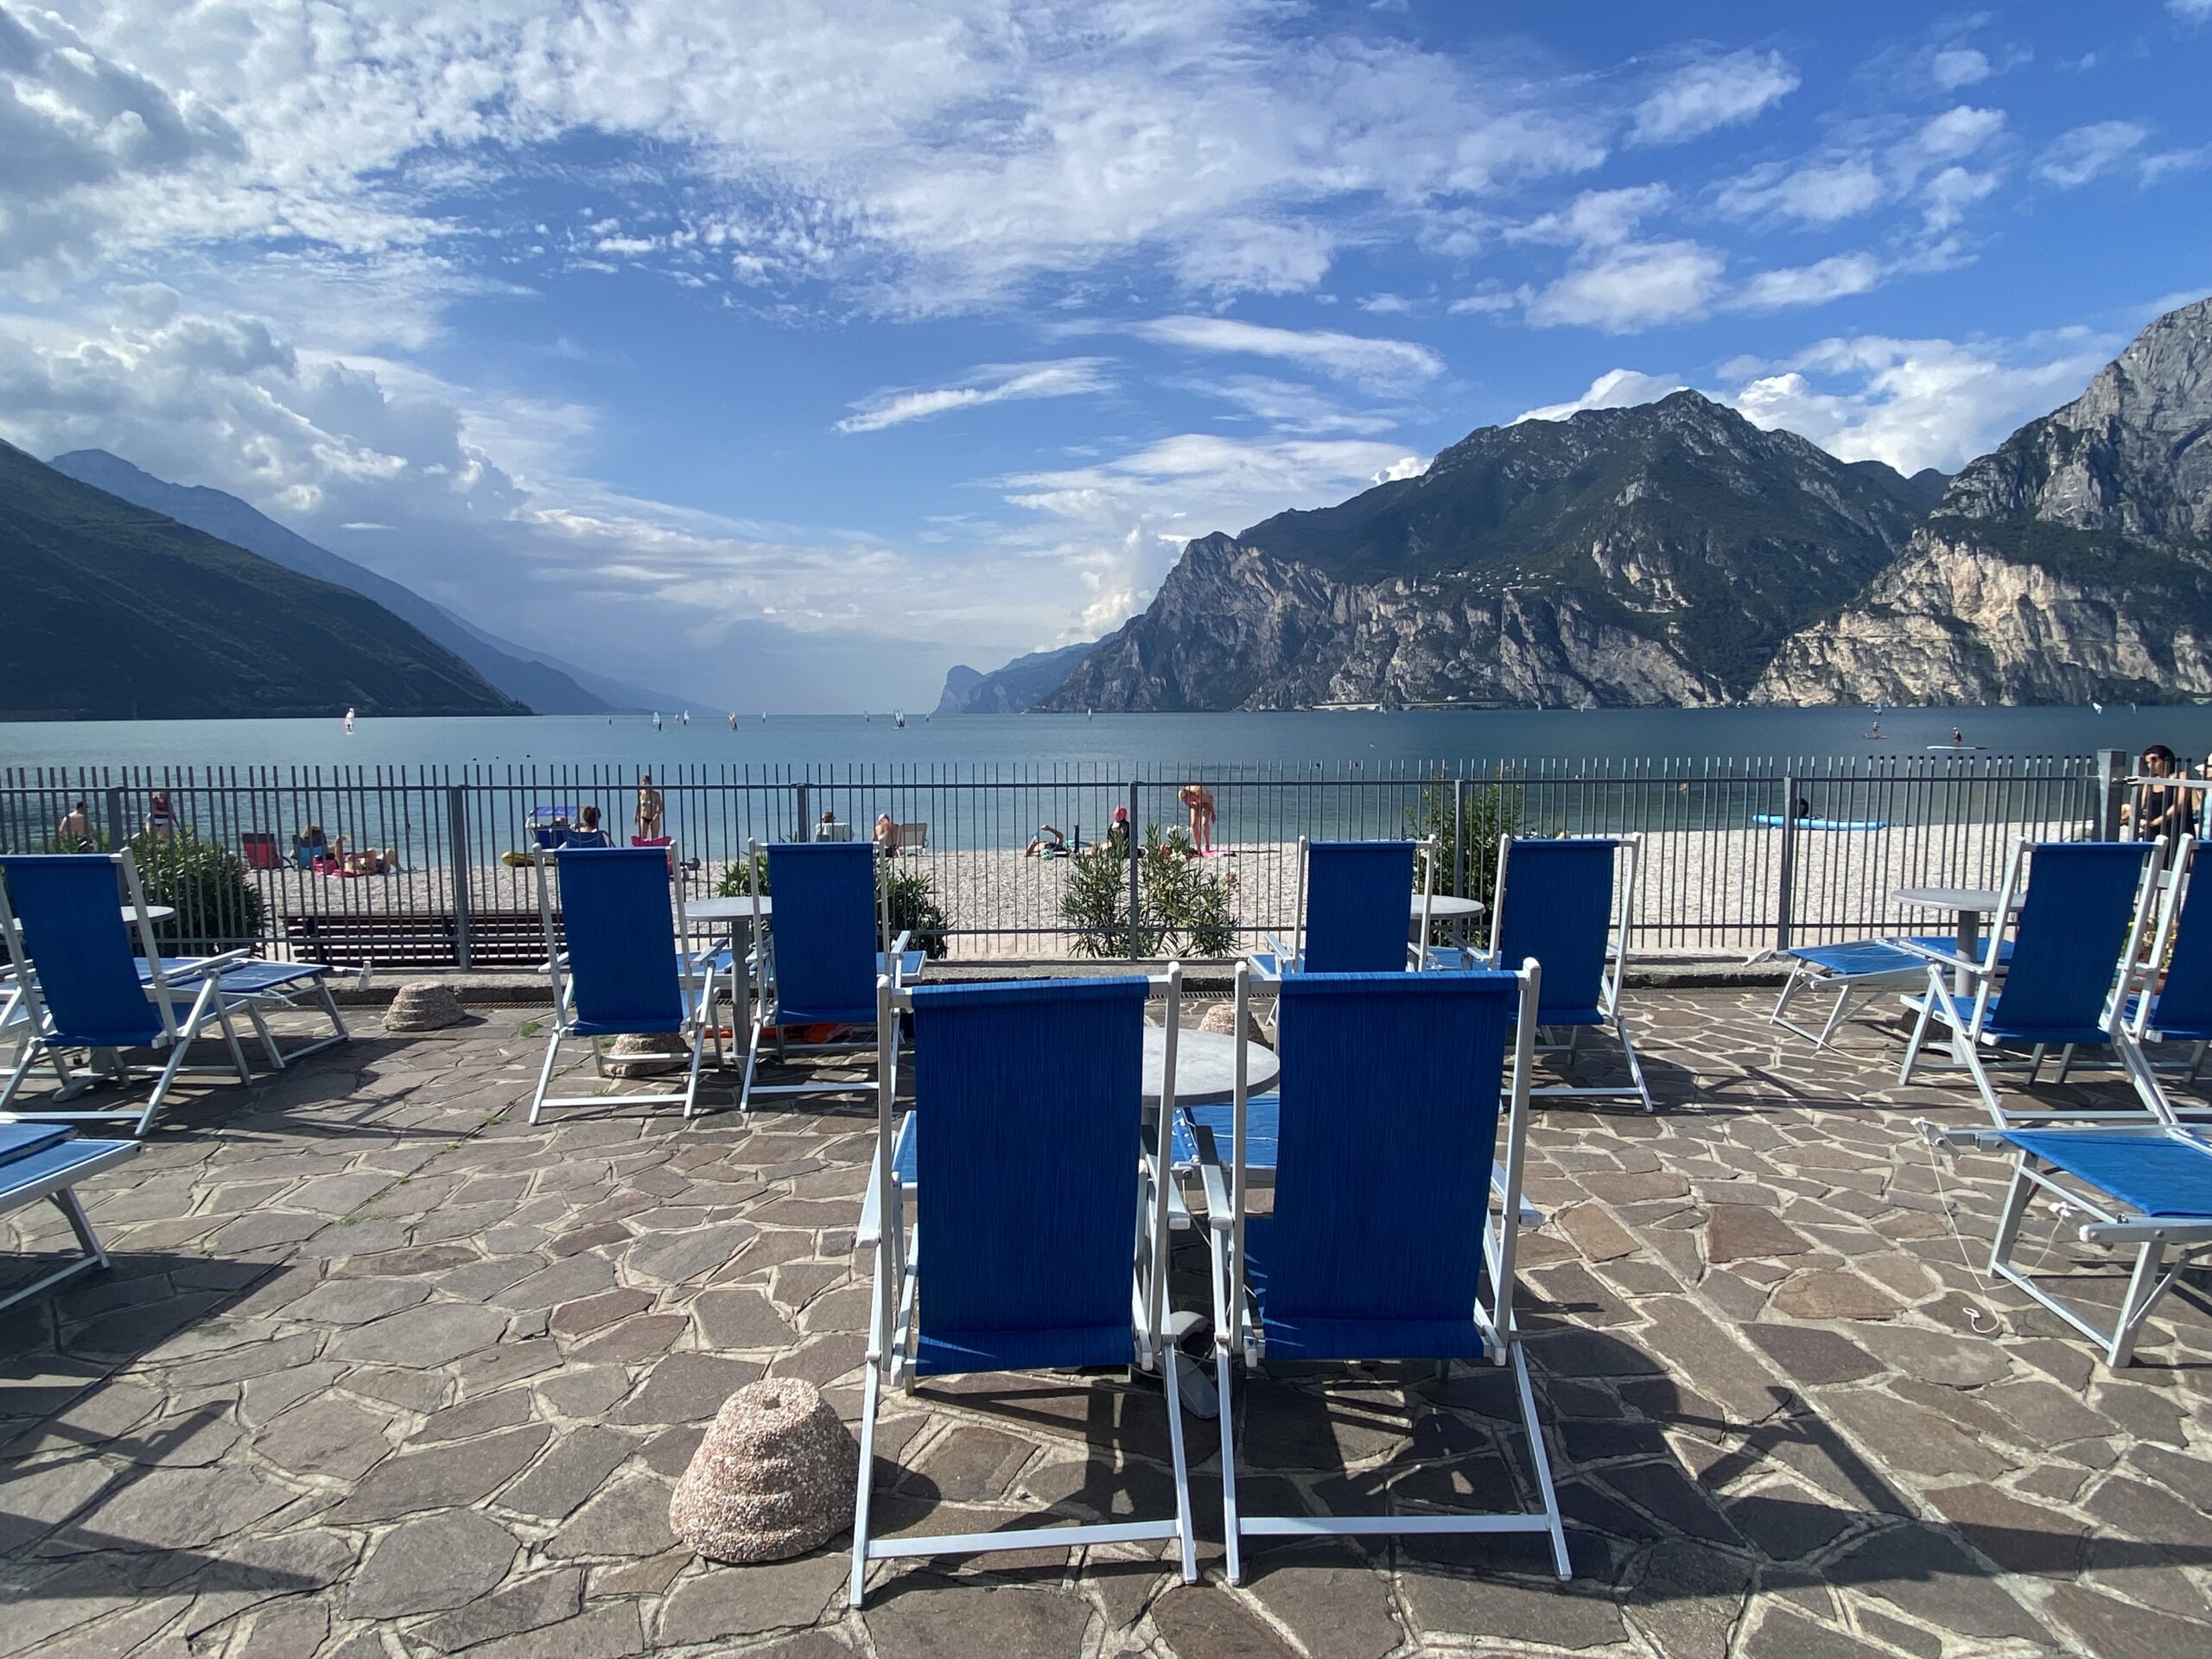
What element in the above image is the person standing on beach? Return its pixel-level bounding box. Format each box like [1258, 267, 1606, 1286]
[636, 775, 664, 840]
[55, 800, 94, 851]
[1179, 783, 1216, 855]
[143, 791, 175, 840]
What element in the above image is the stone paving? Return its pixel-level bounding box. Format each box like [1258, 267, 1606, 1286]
[3, 988, 2210, 1659]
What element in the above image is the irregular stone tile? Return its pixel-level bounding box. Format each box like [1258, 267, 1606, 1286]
[328, 1425, 551, 1522]
[1626, 1537, 1753, 1659]
[1240, 1541, 1400, 1659]
[16, 1599, 190, 1659]
[1398, 1557, 1625, 1649]
[544, 1475, 677, 1560]
[1827, 1523, 2048, 1641]
[609, 1353, 765, 1426]
[537, 1368, 633, 1420]
[590, 1549, 689, 1596]
[1706, 1205, 1811, 1262]
[346, 1509, 519, 1618]
[572, 1314, 689, 1365]
[493, 1254, 620, 1313]
[2045, 1583, 2212, 1659]
[63, 1294, 229, 1358]
[1736, 1605, 1887, 1658]
[1148, 1584, 1297, 1656]
[656, 1552, 848, 1643]
[226, 1598, 328, 1659]
[178, 1528, 359, 1636]
[550, 1288, 653, 1338]
[418, 1388, 537, 1443]
[328, 1303, 509, 1368]
[255, 1397, 395, 1480]
[1744, 1325, 1882, 1386]
[1768, 1271, 1903, 1322]
[499, 1427, 640, 1521]
[1926, 1481, 2088, 1575]
[463, 1602, 645, 1659]
[866, 1583, 1091, 1658]
[58, 1464, 292, 1553]
[1877, 1325, 2012, 1389]
[625, 1228, 753, 1286]
[416, 1568, 584, 1653]
[692, 1285, 800, 1351]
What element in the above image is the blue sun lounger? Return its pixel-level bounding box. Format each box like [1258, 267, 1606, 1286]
[2124, 837, 2212, 1108]
[130, 958, 350, 1071]
[1899, 838, 2164, 1126]
[1487, 836, 1652, 1111]
[0, 852, 255, 1136]
[1254, 836, 1436, 980]
[530, 846, 717, 1122]
[740, 840, 912, 1110]
[0, 1122, 138, 1313]
[1769, 935, 2016, 1050]
[1203, 966, 1566, 1583]
[850, 973, 1197, 1607]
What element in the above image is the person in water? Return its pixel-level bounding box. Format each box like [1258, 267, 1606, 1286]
[635, 774, 665, 840]
[55, 800, 94, 851]
[563, 805, 613, 849]
[1179, 783, 1217, 854]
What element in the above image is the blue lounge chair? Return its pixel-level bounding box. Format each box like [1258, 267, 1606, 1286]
[1487, 835, 1651, 1111]
[530, 846, 716, 1123]
[1203, 966, 1566, 1583]
[1255, 836, 1436, 980]
[131, 958, 350, 1071]
[1930, 1066, 2212, 1365]
[740, 840, 912, 1111]
[0, 852, 254, 1136]
[850, 972, 1197, 1606]
[1768, 935, 2017, 1050]
[1899, 837, 2164, 1126]
[2126, 837, 2212, 1104]
[0, 1122, 138, 1313]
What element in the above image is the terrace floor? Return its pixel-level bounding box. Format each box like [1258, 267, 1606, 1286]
[3, 989, 2209, 1659]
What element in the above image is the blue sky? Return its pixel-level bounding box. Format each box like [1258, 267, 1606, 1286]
[2, 2, 2209, 710]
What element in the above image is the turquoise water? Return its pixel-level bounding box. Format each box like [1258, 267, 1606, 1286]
[3, 704, 2206, 776]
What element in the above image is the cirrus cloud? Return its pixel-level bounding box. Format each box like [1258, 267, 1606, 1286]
[835, 359, 1115, 434]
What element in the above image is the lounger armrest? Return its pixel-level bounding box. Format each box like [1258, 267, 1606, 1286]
[1187, 1121, 1235, 1233]
[1923, 1122, 2009, 1153]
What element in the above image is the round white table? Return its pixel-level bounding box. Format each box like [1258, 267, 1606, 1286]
[1418, 893, 1485, 919]
[1142, 1027, 1279, 1104]
[1894, 885, 2018, 1062]
[688, 895, 772, 923]
[124, 906, 177, 928]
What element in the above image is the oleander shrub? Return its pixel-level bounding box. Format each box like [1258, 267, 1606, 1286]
[1063, 823, 1237, 958]
[128, 828, 264, 950]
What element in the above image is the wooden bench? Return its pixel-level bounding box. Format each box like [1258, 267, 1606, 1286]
[283, 911, 559, 969]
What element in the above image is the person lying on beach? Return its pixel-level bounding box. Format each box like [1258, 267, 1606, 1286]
[1023, 823, 1066, 857]
[345, 847, 398, 876]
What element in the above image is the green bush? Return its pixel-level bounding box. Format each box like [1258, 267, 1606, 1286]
[1406, 771, 1522, 947]
[128, 829, 264, 950]
[715, 848, 953, 959]
[1062, 823, 1238, 958]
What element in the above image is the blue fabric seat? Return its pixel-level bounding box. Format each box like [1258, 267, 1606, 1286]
[1205, 967, 1567, 1584]
[742, 842, 914, 1109]
[1900, 839, 2164, 1127]
[0, 1122, 140, 1313]
[134, 958, 350, 1070]
[2135, 845, 2212, 1051]
[0, 852, 253, 1135]
[1254, 839, 1424, 980]
[530, 846, 715, 1122]
[1488, 837, 1650, 1109]
[850, 974, 1197, 1606]
[2005, 1128, 2212, 1216]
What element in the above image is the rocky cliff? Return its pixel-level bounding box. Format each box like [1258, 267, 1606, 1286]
[937, 639, 1098, 713]
[1757, 296, 2212, 704]
[1041, 391, 1925, 711]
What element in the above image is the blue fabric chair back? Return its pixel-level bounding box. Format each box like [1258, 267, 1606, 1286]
[556, 848, 683, 1036]
[1262, 971, 1516, 1359]
[2152, 856, 2212, 1031]
[766, 842, 879, 1024]
[1304, 841, 1415, 972]
[0, 855, 159, 1047]
[1494, 839, 1618, 1020]
[908, 976, 1148, 1375]
[1993, 842, 2152, 1033]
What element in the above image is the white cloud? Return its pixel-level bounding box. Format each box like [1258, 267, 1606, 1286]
[1184, 375, 1401, 435]
[1732, 253, 1885, 312]
[834, 359, 1114, 434]
[1920, 165, 2001, 231]
[1631, 49, 1799, 145]
[1722, 332, 2113, 474]
[2038, 122, 2148, 188]
[1357, 293, 1414, 315]
[2142, 145, 2212, 186]
[1524, 240, 1726, 332]
[1513, 184, 1673, 247]
[1718, 158, 1887, 225]
[1929, 48, 1991, 89]
[1516, 368, 1687, 424]
[1914, 105, 2007, 165]
[1446, 287, 1517, 316]
[1128, 315, 1444, 388]
[2170, 1, 2212, 22]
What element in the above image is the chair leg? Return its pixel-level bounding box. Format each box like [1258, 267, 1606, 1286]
[247, 1004, 283, 1070]
[1769, 969, 1802, 1029]
[1615, 1016, 1654, 1113]
[678, 1017, 706, 1121]
[849, 1357, 882, 1609]
[138, 1039, 195, 1136]
[1160, 1323, 1198, 1585]
[2056, 1044, 2077, 1084]
[1217, 1344, 1243, 1587]
[1900, 991, 1938, 1086]
[0, 1043, 35, 1113]
[2109, 1242, 2168, 1369]
[529, 1027, 565, 1125]
[2026, 1044, 2046, 1085]
[1988, 1160, 2038, 1275]
[1511, 1342, 1571, 1580]
[49, 1185, 106, 1266]
[740, 1018, 765, 1112]
[1817, 984, 1854, 1050]
[1958, 1038, 2010, 1128]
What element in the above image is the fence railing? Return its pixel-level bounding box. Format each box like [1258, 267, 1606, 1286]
[0, 753, 2127, 966]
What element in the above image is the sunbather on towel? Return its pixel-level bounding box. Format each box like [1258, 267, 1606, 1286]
[1024, 823, 1066, 857]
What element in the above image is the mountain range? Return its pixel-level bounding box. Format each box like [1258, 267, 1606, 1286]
[936, 639, 1100, 714]
[47, 450, 687, 715]
[949, 296, 2212, 714]
[0, 441, 524, 721]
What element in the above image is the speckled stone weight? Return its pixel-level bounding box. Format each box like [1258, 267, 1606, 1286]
[669, 1378, 859, 1563]
[382, 982, 466, 1033]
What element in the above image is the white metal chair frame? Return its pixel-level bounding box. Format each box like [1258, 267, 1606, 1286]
[1897, 836, 2167, 1127]
[529, 843, 719, 1123]
[849, 968, 1198, 1605]
[1202, 957, 1567, 1584]
[0, 851, 254, 1136]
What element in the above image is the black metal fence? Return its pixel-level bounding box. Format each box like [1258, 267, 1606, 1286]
[0, 753, 2128, 965]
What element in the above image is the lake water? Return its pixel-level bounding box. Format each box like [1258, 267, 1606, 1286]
[3, 704, 2208, 778]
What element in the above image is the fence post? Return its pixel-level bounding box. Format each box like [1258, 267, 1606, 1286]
[448, 786, 473, 971]
[796, 782, 810, 842]
[104, 785, 125, 851]
[1774, 773, 1799, 953]
[1127, 781, 1142, 962]
[1453, 778, 1467, 898]
[2094, 748, 2126, 840]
